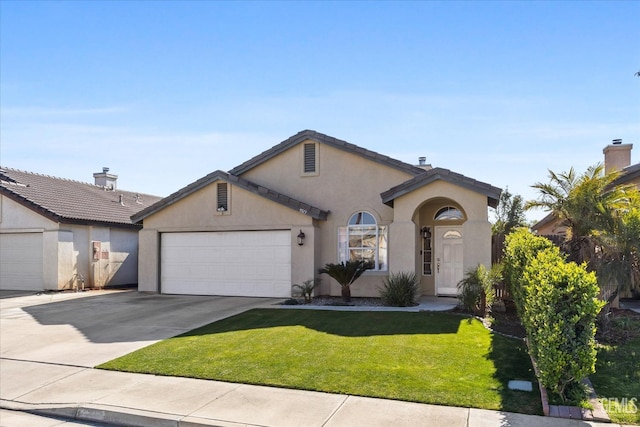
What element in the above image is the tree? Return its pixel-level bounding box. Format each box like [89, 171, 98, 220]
[526, 163, 638, 302]
[318, 261, 371, 302]
[525, 164, 630, 268]
[492, 187, 527, 235]
[597, 198, 640, 301]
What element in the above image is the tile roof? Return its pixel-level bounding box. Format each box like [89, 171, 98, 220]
[229, 129, 426, 177]
[0, 167, 162, 229]
[131, 170, 330, 223]
[613, 162, 640, 186]
[380, 167, 502, 208]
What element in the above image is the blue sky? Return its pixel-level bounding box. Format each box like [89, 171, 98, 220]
[1, 1, 638, 222]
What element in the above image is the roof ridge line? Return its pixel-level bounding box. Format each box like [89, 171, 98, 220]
[0, 166, 161, 197]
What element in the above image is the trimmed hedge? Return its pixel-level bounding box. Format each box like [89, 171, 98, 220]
[503, 229, 605, 400]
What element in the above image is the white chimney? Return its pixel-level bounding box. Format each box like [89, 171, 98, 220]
[603, 140, 633, 174]
[93, 167, 118, 190]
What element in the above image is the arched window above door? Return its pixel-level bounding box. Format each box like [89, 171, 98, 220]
[434, 206, 464, 221]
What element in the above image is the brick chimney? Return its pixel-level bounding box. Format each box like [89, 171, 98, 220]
[603, 139, 633, 174]
[93, 167, 118, 190]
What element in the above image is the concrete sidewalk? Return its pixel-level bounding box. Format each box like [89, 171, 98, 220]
[0, 358, 625, 427]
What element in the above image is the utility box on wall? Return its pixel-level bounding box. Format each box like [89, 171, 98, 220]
[91, 241, 109, 288]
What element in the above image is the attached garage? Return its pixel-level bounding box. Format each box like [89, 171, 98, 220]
[0, 233, 43, 291]
[160, 230, 292, 297]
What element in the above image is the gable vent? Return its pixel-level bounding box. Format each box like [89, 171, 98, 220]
[217, 182, 228, 212]
[303, 143, 316, 173]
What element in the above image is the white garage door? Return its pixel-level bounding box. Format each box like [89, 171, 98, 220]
[0, 233, 43, 291]
[161, 230, 291, 297]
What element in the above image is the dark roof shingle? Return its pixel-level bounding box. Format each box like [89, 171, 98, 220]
[131, 170, 329, 223]
[0, 167, 162, 229]
[381, 167, 502, 208]
[229, 129, 426, 177]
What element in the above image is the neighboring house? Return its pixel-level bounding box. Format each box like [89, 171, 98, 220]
[0, 167, 162, 292]
[532, 140, 639, 236]
[133, 130, 501, 298]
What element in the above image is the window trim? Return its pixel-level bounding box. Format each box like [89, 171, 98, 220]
[338, 211, 387, 271]
[434, 206, 464, 221]
[422, 226, 433, 276]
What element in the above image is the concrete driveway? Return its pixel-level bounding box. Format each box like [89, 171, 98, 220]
[0, 289, 280, 367]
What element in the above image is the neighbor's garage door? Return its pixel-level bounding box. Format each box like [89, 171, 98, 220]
[161, 231, 291, 297]
[0, 233, 43, 291]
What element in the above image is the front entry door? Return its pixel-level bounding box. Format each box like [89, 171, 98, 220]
[435, 226, 463, 296]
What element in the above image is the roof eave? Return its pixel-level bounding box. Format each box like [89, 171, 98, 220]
[1, 187, 142, 229]
[132, 170, 330, 223]
[229, 130, 425, 177]
[381, 168, 502, 209]
[132, 170, 229, 223]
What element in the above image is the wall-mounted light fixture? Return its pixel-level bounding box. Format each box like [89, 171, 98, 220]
[297, 230, 306, 246]
[217, 205, 227, 212]
[420, 226, 431, 240]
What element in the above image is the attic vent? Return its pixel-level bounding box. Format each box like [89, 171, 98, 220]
[303, 142, 317, 174]
[217, 182, 228, 212]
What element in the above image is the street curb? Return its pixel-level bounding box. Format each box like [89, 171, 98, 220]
[0, 399, 250, 427]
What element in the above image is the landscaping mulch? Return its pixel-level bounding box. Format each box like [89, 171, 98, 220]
[489, 301, 527, 339]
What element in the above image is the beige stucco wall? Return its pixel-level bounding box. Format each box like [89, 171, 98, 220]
[138, 180, 316, 293]
[238, 141, 416, 297]
[0, 195, 139, 291]
[0, 195, 54, 230]
[389, 180, 493, 295]
[138, 138, 496, 298]
[625, 174, 640, 189]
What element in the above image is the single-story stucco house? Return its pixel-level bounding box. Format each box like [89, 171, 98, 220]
[532, 139, 639, 237]
[133, 130, 501, 298]
[0, 167, 162, 291]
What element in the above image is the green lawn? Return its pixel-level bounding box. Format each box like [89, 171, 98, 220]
[591, 323, 640, 425]
[98, 309, 541, 414]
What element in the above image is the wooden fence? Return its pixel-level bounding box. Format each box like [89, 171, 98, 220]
[492, 233, 564, 264]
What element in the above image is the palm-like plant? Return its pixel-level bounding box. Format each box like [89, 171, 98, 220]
[526, 164, 631, 268]
[597, 200, 640, 302]
[318, 260, 371, 302]
[526, 163, 639, 304]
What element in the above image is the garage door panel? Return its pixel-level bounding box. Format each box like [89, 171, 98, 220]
[161, 231, 291, 297]
[0, 233, 43, 291]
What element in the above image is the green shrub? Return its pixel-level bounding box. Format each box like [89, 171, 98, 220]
[457, 264, 497, 317]
[293, 278, 321, 303]
[503, 228, 554, 313]
[379, 271, 419, 307]
[523, 247, 604, 399]
[504, 228, 606, 401]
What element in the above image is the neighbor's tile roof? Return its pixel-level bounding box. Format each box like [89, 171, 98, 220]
[0, 167, 162, 229]
[132, 170, 330, 223]
[229, 129, 426, 177]
[381, 167, 502, 208]
[613, 162, 640, 187]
